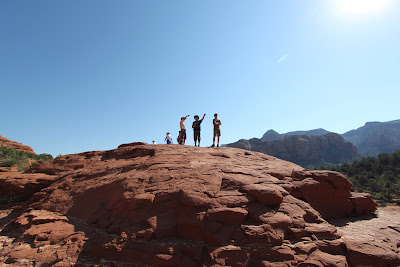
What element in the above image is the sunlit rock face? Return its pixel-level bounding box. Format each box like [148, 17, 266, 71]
[0, 143, 389, 266]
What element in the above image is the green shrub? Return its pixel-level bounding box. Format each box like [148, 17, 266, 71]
[320, 150, 400, 203]
[0, 195, 19, 204]
[37, 153, 53, 161]
[378, 200, 387, 207]
[0, 158, 19, 167]
[0, 146, 53, 168]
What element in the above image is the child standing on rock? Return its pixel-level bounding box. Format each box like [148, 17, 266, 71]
[164, 132, 173, 144]
[211, 113, 222, 147]
[192, 114, 206, 147]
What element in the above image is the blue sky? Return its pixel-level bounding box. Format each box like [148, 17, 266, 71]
[1, 1, 399, 156]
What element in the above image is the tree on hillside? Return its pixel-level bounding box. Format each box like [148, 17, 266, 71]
[326, 150, 400, 205]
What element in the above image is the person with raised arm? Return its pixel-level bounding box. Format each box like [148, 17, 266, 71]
[179, 115, 190, 145]
[192, 114, 206, 147]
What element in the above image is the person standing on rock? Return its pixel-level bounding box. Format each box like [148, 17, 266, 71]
[180, 115, 190, 145]
[192, 114, 206, 147]
[164, 132, 173, 144]
[211, 113, 222, 147]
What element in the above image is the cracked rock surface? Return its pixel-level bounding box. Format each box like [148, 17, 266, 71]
[0, 143, 393, 266]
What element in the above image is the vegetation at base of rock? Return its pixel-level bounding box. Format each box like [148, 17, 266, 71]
[0, 146, 53, 169]
[325, 150, 400, 204]
[0, 194, 19, 204]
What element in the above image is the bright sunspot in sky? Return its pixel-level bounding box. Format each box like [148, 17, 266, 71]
[336, 0, 394, 16]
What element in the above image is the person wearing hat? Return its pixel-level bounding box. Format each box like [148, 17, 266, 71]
[211, 113, 221, 147]
[164, 132, 173, 144]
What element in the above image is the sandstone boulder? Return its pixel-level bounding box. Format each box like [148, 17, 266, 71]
[291, 170, 378, 218]
[350, 192, 378, 215]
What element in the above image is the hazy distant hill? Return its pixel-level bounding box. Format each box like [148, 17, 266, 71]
[227, 133, 359, 168]
[227, 119, 400, 167]
[260, 120, 400, 157]
[342, 120, 400, 157]
[261, 128, 331, 142]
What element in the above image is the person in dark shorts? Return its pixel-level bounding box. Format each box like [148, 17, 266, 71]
[211, 113, 222, 147]
[180, 115, 190, 145]
[177, 131, 182, 145]
[192, 114, 206, 147]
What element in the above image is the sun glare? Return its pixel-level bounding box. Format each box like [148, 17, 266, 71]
[336, 0, 394, 16]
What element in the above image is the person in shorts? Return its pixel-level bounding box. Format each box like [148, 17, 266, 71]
[211, 113, 221, 147]
[192, 114, 206, 147]
[180, 115, 190, 145]
[164, 132, 173, 144]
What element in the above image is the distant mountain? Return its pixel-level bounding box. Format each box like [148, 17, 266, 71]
[260, 120, 400, 157]
[261, 128, 331, 142]
[261, 130, 283, 142]
[227, 119, 400, 167]
[285, 128, 331, 137]
[342, 120, 400, 157]
[227, 133, 359, 168]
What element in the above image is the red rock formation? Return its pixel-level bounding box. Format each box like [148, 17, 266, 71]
[227, 133, 359, 168]
[0, 134, 35, 154]
[331, 206, 400, 267]
[0, 173, 58, 202]
[291, 170, 377, 218]
[0, 143, 394, 266]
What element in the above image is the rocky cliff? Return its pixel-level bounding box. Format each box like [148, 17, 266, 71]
[0, 143, 393, 266]
[342, 120, 400, 157]
[259, 119, 400, 158]
[262, 129, 331, 142]
[228, 133, 359, 168]
[0, 134, 35, 154]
